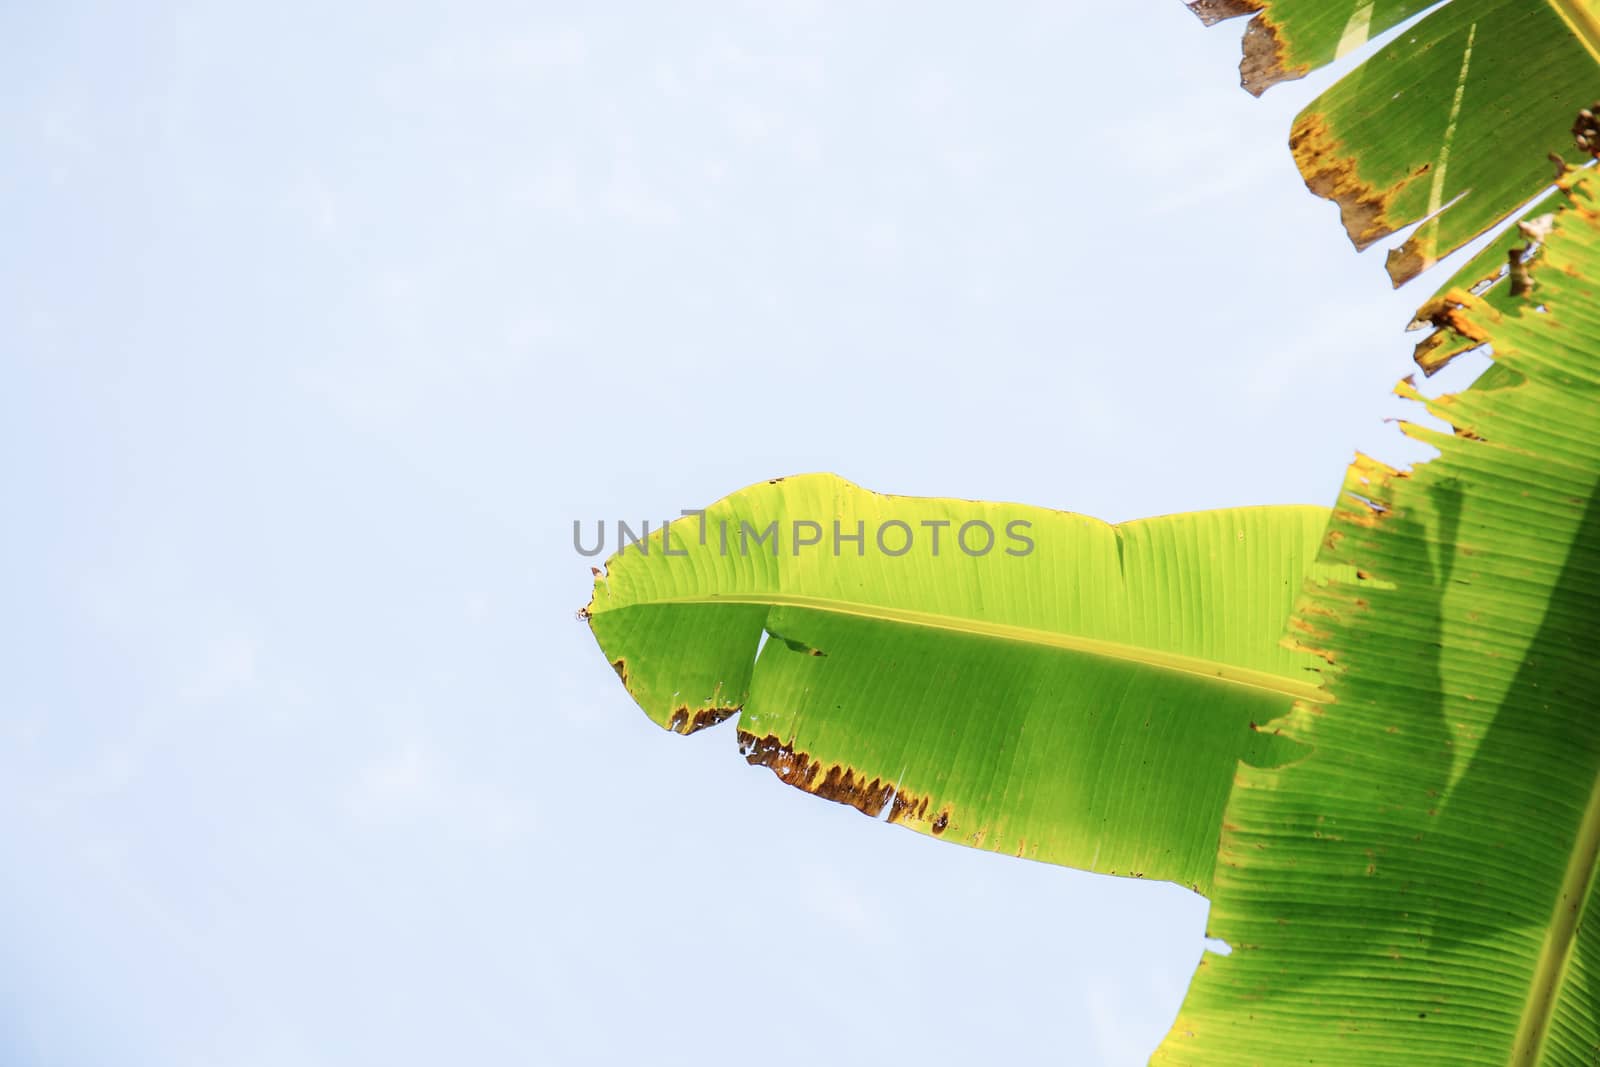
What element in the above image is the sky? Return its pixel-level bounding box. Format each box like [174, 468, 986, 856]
[2, 3, 1494, 1065]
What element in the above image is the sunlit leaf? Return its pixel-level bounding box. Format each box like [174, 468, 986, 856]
[1155, 173, 1600, 1065]
[584, 479, 1331, 894]
[1193, 0, 1599, 285]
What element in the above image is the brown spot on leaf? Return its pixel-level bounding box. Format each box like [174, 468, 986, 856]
[932, 810, 950, 836]
[888, 788, 930, 825]
[610, 658, 628, 685]
[1387, 238, 1434, 288]
[773, 633, 826, 658]
[1288, 641, 1336, 665]
[1240, 13, 1308, 96]
[1185, 0, 1262, 26]
[815, 764, 895, 815]
[1411, 330, 1477, 377]
[668, 706, 740, 736]
[736, 731, 896, 817]
[738, 731, 820, 788]
[1292, 113, 1421, 250]
[1410, 289, 1490, 375]
[1286, 615, 1330, 640]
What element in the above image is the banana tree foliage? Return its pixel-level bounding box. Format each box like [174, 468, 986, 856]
[1155, 170, 1600, 1064]
[584, 483, 1334, 895]
[586, 173, 1600, 1063]
[1188, 0, 1600, 286]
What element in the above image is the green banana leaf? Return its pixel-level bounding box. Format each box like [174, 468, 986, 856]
[1154, 174, 1600, 1064]
[1191, 0, 1599, 285]
[583, 479, 1331, 894]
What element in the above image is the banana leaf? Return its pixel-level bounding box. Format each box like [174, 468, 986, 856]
[1190, 0, 1599, 285]
[1154, 171, 1600, 1065]
[584, 481, 1331, 895]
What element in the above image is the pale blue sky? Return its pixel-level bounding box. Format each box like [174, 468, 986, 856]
[4, 3, 1486, 1065]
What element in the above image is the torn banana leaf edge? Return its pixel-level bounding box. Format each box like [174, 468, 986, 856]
[1155, 171, 1600, 1063]
[1190, 0, 1599, 286]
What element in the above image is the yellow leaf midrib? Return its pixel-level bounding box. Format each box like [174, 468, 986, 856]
[1510, 759, 1600, 1064]
[599, 591, 1331, 705]
[1546, 0, 1600, 66]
